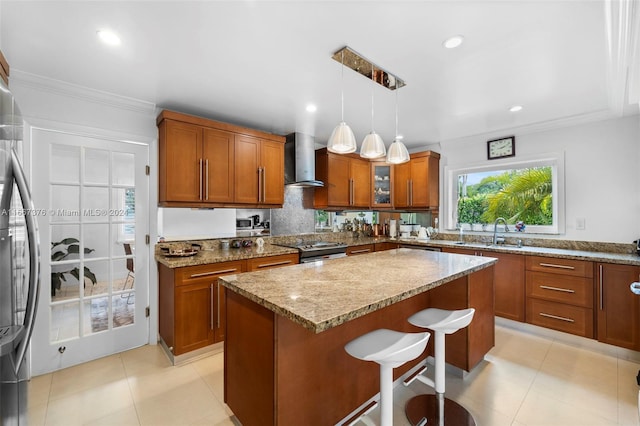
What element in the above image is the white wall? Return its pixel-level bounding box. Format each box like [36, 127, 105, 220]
[158, 207, 236, 240]
[437, 115, 640, 244]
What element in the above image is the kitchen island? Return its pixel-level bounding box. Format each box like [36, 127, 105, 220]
[220, 249, 496, 426]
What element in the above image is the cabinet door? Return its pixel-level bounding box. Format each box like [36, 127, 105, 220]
[234, 135, 260, 204]
[484, 251, 525, 322]
[326, 154, 350, 207]
[203, 128, 234, 203]
[175, 281, 214, 355]
[394, 161, 411, 208]
[597, 263, 640, 350]
[350, 158, 371, 208]
[261, 140, 284, 205]
[371, 163, 393, 208]
[161, 120, 202, 202]
[410, 156, 430, 207]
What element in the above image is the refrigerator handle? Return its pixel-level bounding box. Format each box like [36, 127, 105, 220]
[11, 148, 41, 374]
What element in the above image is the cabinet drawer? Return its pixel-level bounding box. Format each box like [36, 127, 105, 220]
[526, 298, 594, 338]
[526, 271, 593, 307]
[347, 244, 374, 256]
[176, 261, 245, 285]
[526, 256, 593, 278]
[246, 253, 299, 271]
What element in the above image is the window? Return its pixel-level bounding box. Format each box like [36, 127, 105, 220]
[444, 153, 565, 234]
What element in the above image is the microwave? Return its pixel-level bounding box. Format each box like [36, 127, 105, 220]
[236, 218, 253, 229]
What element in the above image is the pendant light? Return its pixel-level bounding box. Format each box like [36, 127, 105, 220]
[327, 50, 357, 154]
[386, 87, 410, 164]
[360, 63, 386, 159]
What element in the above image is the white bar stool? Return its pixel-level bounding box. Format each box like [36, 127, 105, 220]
[403, 308, 476, 426]
[345, 329, 431, 426]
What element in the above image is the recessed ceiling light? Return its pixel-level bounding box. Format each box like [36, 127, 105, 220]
[306, 104, 317, 113]
[443, 35, 464, 49]
[509, 105, 523, 112]
[97, 29, 121, 46]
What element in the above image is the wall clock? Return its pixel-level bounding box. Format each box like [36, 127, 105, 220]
[487, 136, 515, 160]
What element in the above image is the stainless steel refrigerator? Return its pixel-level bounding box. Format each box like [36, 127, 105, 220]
[0, 80, 41, 425]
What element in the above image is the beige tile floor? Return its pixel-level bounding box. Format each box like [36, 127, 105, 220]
[28, 323, 640, 426]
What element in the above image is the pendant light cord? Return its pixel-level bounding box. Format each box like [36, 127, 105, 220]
[395, 88, 399, 138]
[341, 50, 345, 121]
[370, 63, 375, 131]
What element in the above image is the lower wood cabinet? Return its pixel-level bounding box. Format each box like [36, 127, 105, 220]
[443, 247, 525, 322]
[597, 262, 640, 350]
[525, 256, 594, 338]
[159, 254, 299, 356]
[346, 244, 374, 256]
[374, 242, 399, 251]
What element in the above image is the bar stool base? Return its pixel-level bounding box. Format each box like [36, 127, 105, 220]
[405, 394, 476, 426]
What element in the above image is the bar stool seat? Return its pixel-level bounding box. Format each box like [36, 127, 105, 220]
[404, 308, 476, 426]
[345, 329, 430, 426]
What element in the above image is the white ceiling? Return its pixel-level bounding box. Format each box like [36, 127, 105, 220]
[1, 1, 639, 149]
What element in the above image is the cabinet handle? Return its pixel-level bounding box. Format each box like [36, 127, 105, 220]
[350, 249, 371, 254]
[256, 260, 293, 268]
[257, 167, 262, 203]
[538, 262, 575, 270]
[539, 285, 575, 294]
[261, 167, 266, 203]
[214, 283, 215, 330]
[217, 282, 221, 329]
[205, 159, 209, 201]
[410, 180, 413, 206]
[349, 179, 354, 205]
[199, 158, 204, 201]
[599, 264, 604, 310]
[190, 268, 238, 278]
[539, 312, 575, 323]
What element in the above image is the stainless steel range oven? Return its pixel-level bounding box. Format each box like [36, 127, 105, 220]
[277, 241, 347, 263]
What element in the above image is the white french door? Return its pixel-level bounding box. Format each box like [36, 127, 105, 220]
[30, 127, 149, 375]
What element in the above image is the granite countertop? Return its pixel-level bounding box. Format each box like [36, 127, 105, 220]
[155, 244, 298, 268]
[219, 249, 496, 333]
[396, 238, 640, 266]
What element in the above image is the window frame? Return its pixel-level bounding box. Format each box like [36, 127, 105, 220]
[443, 152, 565, 235]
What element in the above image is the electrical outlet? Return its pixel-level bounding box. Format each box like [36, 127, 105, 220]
[576, 217, 586, 230]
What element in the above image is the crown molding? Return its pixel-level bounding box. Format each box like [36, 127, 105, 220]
[9, 69, 156, 115]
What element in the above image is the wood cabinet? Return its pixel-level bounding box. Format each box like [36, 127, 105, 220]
[371, 162, 393, 209]
[159, 254, 299, 357]
[394, 151, 440, 210]
[525, 256, 594, 338]
[246, 253, 299, 271]
[158, 110, 284, 208]
[314, 149, 371, 210]
[597, 263, 640, 350]
[374, 242, 399, 251]
[159, 260, 244, 356]
[444, 247, 525, 322]
[234, 136, 284, 206]
[346, 244, 374, 256]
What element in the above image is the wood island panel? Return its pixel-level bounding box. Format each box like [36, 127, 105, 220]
[223, 251, 495, 426]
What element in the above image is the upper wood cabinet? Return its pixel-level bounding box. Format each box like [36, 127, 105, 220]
[158, 110, 284, 208]
[394, 151, 440, 210]
[371, 162, 393, 209]
[314, 149, 371, 210]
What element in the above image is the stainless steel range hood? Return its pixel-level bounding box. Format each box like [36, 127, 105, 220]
[284, 133, 324, 187]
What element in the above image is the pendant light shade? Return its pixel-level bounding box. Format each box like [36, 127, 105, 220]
[386, 139, 410, 164]
[327, 122, 357, 154]
[360, 63, 386, 159]
[327, 51, 357, 154]
[386, 86, 410, 164]
[360, 132, 386, 159]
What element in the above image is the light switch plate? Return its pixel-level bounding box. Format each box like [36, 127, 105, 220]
[576, 217, 586, 230]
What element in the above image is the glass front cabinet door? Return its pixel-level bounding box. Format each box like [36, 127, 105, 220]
[371, 162, 393, 209]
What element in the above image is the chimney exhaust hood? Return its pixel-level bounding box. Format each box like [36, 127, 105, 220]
[284, 133, 324, 187]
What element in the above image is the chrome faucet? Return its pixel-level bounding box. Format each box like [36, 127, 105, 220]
[493, 217, 509, 245]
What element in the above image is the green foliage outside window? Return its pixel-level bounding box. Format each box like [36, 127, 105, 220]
[458, 167, 553, 226]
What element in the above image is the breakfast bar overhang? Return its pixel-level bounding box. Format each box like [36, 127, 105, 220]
[220, 249, 497, 426]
